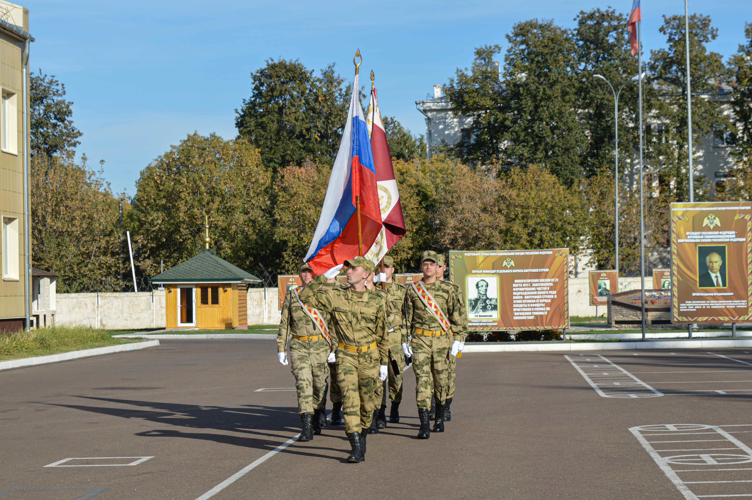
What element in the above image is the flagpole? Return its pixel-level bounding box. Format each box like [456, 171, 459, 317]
[638, 19, 647, 341]
[354, 49, 363, 256]
[685, 0, 694, 202]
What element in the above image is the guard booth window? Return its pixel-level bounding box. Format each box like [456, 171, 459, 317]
[201, 286, 220, 305]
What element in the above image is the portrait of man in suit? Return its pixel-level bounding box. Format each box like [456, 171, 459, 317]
[467, 277, 498, 319]
[698, 247, 727, 288]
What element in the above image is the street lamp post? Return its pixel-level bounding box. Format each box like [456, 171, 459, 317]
[593, 73, 643, 274]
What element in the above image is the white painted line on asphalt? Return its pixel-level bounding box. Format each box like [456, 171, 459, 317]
[195, 435, 299, 500]
[254, 388, 296, 392]
[45, 457, 153, 468]
[631, 424, 752, 500]
[710, 353, 752, 368]
[565, 354, 663, 398]
[0, 341, 160, 372]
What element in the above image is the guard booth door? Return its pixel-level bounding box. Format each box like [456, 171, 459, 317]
[178, 286, 196, 326]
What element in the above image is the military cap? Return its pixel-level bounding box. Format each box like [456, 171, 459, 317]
[344, 256, 375, 273]
[298, 262, 313, 274]
[436, 254, 446, 266]
[420, 250, 439, 264]
[382, 255, 395, 267]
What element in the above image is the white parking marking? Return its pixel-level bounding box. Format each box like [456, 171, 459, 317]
[195, 435, 299, 499]
[45, 457, 153, 467]
[710, 353, 752, 368]
[565, 354, 663, 398]
[254, 388, 296, 392]
[631, 424, 752, 500]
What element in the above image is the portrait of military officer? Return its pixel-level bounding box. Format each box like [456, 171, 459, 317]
[467, 277, 498, 319]
[597, 280, 610, 296]
[698, 247, 727, 288]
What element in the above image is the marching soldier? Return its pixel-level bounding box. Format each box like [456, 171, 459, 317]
[277, 263, 331, 441]
[404, 251, 466, 439]
[311, 257, 389, 463]
[365, 270, 387, 435]
[436, 253, 465, 422]
[377, 255, 408, 426]
[310, 274, 346, 427]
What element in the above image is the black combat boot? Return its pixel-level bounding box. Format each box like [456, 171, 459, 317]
[445, 397, 453, 422]
[330, 402, 343, 426]
[319, 403, 328, 428]
[360, 429, 367, 462]
[368, 413, 379, 434]
[429, 395, 436, 420]
[417, 408, 431, 439]
[433, 402, 445, 433]
[299, 413, 314, 442]
[346, 432, 362, 463]
[312, 408, 322, 435]
[376, 405, 387, 429]
[389, 401, 400, 423]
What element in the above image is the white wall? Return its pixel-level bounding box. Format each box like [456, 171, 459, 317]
[54, 279, 646, 330]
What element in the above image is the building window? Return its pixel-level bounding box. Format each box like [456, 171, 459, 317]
[200, 286, 220, 305]
[2, 216, 19, 280]
[1, 90, 17, 155]
[713, 129, 737, 147]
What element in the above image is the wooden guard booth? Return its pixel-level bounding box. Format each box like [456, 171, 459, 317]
[151, 249, 261, 330]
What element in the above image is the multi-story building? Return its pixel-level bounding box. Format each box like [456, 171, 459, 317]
[0, 0, 31, 333]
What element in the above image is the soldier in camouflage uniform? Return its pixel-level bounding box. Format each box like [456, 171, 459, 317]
[311, 257, 389, 463]
[310, 274, 347, 427]
[277, 263, 330, 441]
[436, 253, 464, 421]
[404, 251, 467, 439]
[377, 255, 407, 426]
[365, 270, 388, 435]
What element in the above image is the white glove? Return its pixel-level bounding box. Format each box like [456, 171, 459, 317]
[450, 341, 461, 358]
[327, 352, 336, 364]
[379, 365, 388, 381]
[459, 342, 465, 353]
[278, 352, 288, 365]
[402, 343, 413, 357]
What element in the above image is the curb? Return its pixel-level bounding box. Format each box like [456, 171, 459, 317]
[463, 338, 752, 353]
[0, 340, 161, 372]
[567, 331, 752, 341]
[113, 334, 276, 340]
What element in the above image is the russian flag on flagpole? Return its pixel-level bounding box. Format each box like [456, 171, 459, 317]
[304, 70, 383, 276]
[364, 82, 406, 267]
[628, 0, 641, 56]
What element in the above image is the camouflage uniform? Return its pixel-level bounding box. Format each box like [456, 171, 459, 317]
[404, 263, 466, 413]
[310, 276, 347, 414]
[437, 254, 464, 404]
[382, 280, 407, 404]
[311, 284, 389, 436]
[277, 283, 330, 416]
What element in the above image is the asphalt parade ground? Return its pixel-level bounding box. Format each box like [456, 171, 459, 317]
[6, 342, 752, 499]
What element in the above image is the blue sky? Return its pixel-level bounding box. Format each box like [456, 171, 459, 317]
[28, 0, 751, 196]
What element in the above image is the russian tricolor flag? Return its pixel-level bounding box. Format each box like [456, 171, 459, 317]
[304, 71, 383, 275]
[628, 0, 641, 57]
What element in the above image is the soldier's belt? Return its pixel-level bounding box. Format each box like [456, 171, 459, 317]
[292, 334, 322, 342]
[413, 328, 447, 337]
[337, 342, 377, 353]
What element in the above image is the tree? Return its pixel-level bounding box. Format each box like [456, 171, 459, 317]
[648, 14, 730, 199]
[31, 154, 123, 292]
[130, 133, 272, 277]
[235, 59, 350, 174]
[443, 45, 508, 165]
[728, 22, 752, 161]
[382, 116, 426, 161]
[573, 8, 642, 178]
[502, 20, 588, 187]
[272, 160, 330, 273]
[30, 70, 82, 158]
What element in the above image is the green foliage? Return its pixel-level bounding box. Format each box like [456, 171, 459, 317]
[382, 116, 426, 161]
[235, 59, 350, 174]
[31, 154, 125, 292]
[0, 326, 124, 358]
[30, 70, 82, 158]
[648, 14, 730, 199]
[129, 133, 272, 277]
[729, 23, 752, 161]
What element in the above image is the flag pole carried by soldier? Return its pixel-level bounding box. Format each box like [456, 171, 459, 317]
[404, 250, 467, 439]
[436, 253, 465, 422]
[310, 257, 389, 463]
[276, 263, 332, 441]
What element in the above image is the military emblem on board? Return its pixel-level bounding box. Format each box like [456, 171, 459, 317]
[703, 213, 721, 230]
[502, 258, 515, 269]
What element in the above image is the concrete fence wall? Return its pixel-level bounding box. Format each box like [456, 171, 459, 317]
[55, 278, 643, 330]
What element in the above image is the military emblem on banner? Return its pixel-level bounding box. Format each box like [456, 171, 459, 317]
[502, 258, 515, 269]
[703, 213, 721, 229]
